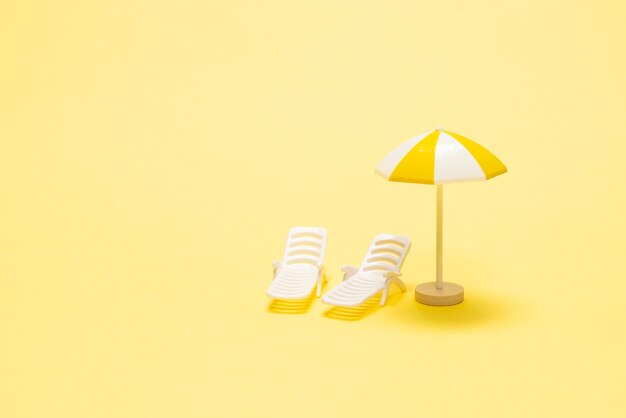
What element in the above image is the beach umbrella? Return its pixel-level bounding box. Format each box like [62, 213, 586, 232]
[375, 127, 507, 306]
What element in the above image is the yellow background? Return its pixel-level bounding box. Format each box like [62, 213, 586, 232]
[1, 1, 625, 417]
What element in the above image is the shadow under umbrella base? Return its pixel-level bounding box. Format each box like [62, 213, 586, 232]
[415, 282, 464, 306]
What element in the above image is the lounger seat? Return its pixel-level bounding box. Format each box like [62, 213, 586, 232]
[267, 227, 327, 300]
[322, 234, 410, 307]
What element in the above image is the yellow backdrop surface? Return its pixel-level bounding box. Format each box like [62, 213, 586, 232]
[1, 1, 625, 417]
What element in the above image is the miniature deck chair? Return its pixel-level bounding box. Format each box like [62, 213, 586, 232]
[267, 226, 328, 300]
[322, 234, 410, 307]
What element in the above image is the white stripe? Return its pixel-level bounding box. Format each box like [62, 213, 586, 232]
[434, 132, 485, 183]
[375, 131, 432, 179]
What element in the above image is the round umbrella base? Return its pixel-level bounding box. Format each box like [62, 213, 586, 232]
[415, 282, 464, 306]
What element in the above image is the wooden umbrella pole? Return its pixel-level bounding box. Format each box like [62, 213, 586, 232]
[436, 184, 443, 290]
[415, 181, 463, 305]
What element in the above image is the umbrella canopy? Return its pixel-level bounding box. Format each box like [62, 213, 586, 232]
[375, 128, 507, 184]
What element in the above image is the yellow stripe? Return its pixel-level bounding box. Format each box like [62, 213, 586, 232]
[444, 131, 507, 179]
[389, 131, 439, 184]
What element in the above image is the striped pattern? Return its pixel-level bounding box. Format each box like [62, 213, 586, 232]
[267, 265, 320, 300]
[321, 273, 390, 307]
[375, 129, 507, 184]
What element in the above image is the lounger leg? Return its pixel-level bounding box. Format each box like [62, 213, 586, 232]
[381, 278, 407, 306]
[315, 270, 325, 297]
[381, 287, 390, 306]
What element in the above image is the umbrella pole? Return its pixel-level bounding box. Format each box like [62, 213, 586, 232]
[436, 184, 443, 290]
[415, 183, 463, 305]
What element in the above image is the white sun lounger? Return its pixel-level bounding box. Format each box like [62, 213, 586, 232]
[322, 234, 410, 307]
[267, 226, 327, 300]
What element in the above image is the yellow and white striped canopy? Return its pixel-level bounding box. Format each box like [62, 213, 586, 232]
[375, 128, 507, 184]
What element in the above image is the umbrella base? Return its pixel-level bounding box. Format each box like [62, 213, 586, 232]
[415, 282, 464, 306]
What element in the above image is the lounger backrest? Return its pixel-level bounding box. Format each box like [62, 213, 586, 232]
[283, 226, 327, 267]
[360, 234, 411, 275]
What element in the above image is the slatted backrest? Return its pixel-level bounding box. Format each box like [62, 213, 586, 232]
[360, 234, 411, 275]
[283, 226, 327, 267]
